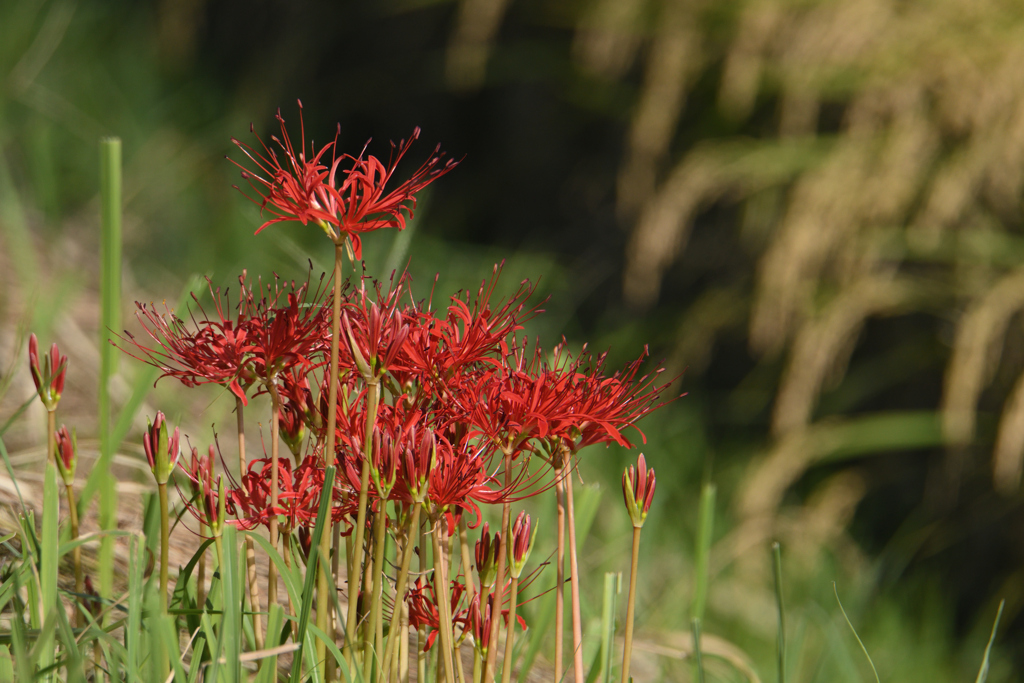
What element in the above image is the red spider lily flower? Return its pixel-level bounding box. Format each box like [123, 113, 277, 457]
[507, 510, 537, 579]
[341, 277, 411, 381]
[143, 412, 181, 485]
[231, 101, 458, 257]
[474, 522, 501, 590]
[120, 280, 257, 406]
[28, 334, 67, 410]
[427, 438, 502, 533]
[227, 456, 352, 532]
[54, 425, 77, 486]
[240, 271, 329, 385]
[622, 453, 656, 528]
[407, 576, 471, 651]
[398, 265, 542, 400]
[566, 346, 673, 450]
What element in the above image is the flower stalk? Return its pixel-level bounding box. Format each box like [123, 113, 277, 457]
[55, 426, 82, 626]
[236, 395, 265, 649]
[320, 241, 345, 681]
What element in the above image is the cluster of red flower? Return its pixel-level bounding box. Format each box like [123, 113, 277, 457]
[111, 103, 669, 682]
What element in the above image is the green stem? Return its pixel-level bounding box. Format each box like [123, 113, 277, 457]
[620, 527, 641, 683]
[158, 482, 169, 615]
[321, 242, 344, 681]
[501, 576, 520, 683]
[267, 379, 284, 615]
[432, 524, 458, 683]
[197, 521, 207, 610]
[483, 449, 513, 683]
[46, 409, 56, 465]
[459, 517, 477, 605]
[237, 395, 265, 649]
[364, 503, 388, 679]
[345, 380, 381, 669]
[382, 503, 421, 678]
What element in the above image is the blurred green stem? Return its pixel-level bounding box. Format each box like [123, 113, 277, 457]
[65, 482, 82, 627]
[98, 136, 121, 603]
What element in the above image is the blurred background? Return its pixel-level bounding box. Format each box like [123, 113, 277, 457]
[1, 0, 1023, 679]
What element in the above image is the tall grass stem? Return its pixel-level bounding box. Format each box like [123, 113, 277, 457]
[97, 137, 122, 602]
[691, 483, 715, 624]
[772, 542, 786, 683]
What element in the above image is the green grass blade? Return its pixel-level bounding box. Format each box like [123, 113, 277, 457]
[221, 525, 242, 683]
[598, 572, 619, 683]
[833, 583, 880, 683]
[0, 434, 28, 515]
[9, 574, 33, 682]
[692, 617, 705, 683]
[256, 603, 286, 683]
[975, 600, 1005, 683]
[54, 589, 84, 682]
[0, 396, 34, 438]
[37, 460, 59, 676]
[126, 536, 145, 682]
[245, 534, 303, 612]
[290, 464, 336, 683]
[0, 645, 13, 681]
[691, 483, 716, 624]
[772, 542, 786, 683]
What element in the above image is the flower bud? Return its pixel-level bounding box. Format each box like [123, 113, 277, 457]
[280, 402, 306, 457]
[401, 428, 434, 503]
[28, 334, 67, 411]
[143, 411, 181, 485]
[475, 523, 501, 589]
[507, 510, 537, 579]
[622, 453, 656, 528]
[201, 475, 226, 537]
[54, 425, 77, 486]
